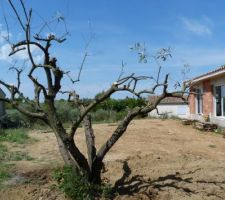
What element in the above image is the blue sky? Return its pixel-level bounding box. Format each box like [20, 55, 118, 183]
[1, 0, 225, 98]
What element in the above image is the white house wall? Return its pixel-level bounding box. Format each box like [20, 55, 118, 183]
[149, 104, 189, 119]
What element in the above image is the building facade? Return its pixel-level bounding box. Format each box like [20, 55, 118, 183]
[149, 96, 189, 119]
[188, 66, 225, 127]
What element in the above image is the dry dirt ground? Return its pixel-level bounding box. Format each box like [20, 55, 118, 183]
[1, 119, 225, 200]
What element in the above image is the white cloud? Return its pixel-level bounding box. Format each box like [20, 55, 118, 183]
[180, 17, 212, 36]
[0, 30, 11, 44]
[0, 43, 11, 60]
[0, 43, 43, 64]
[173, 46, 225, 68]
[0, 24, 12, 44]
[0, 24, 43, 63]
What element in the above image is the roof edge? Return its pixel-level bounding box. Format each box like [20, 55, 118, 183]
[188, 65, 225, 84]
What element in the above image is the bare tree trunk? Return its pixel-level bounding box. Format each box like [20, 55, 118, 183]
[55, 134, 76, 166]
[45, 99, 90, 173]
[84, 115, 96, 174]
[90, 158, 103, 184]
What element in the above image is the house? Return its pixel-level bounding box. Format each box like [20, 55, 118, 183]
[0, 88, 6, 119]
[188, 65, 225, 127]
[148, 96, 189, 118]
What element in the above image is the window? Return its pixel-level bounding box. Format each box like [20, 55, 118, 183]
[215, 86, 221, 116]
[196, 88, 203, 114]
[215, 85, 225, 116]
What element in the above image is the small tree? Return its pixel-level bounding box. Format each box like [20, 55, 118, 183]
[0, 1, 188, 184]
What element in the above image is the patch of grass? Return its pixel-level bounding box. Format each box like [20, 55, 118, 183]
[9, 151, 34, 161]
[53, 166, 114, 200]
[0, 142, 33, 187]
[0, 128, 29, 144]
[0, 143, 33, 162]
[0, 144, 8, 161]
[0, 163, 13, 186]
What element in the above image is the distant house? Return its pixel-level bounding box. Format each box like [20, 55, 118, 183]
[148, 96, 189, 119]
[188, 65, 225, 127]
[0, 88, 6, 119]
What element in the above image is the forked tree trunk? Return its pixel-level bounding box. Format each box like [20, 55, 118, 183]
[45, 99, 90, 174]
[55, 134, 75, 166]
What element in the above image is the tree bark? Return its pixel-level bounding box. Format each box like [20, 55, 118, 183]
[84, 115, 96, 172]
[55, 134, 76, 166]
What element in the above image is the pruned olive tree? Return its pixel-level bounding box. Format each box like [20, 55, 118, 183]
[0, 0, 188, 184]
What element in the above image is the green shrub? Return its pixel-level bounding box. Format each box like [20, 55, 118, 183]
[6, 109, 30, 128]
[115, 110, 128, 121]
[91, 109, 111, 122]
[3, 98, 147, 126]
[55, 101, 79, 123]
[53, 166, 114, 200]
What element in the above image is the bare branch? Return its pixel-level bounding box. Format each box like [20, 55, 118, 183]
[67, 30, 94, 84]
[34, 33, 66, 43]
[117, 61, 126, 81]
[9, 47, 26, 56]
[12, 40, 46, 54]
[25, 9, 36, 67]
[2, 6, 11, 44]
[28, 67, 47, 97]
[69, 85, 117, 138]
[9, 62, 24, 89]
[19, 0, 28, 21]
[0, 79, 46, 120]
[8, 0, 25, 31]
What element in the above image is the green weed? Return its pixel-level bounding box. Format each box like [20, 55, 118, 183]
[0, 163, 13, 186]
[53, 166, 114, 200]
[0, 129, 29, 144]
[0, 144, 33, 162]
[9, 151, 34, 161]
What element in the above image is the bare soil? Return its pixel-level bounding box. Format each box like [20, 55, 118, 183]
[1, 119, 225, 200]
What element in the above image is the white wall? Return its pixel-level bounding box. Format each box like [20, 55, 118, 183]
[149, 104, 189, 119]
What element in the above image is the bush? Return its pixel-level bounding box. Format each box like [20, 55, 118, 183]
[91, 109, 111, 122]
[55, 101, 79, 123]
[53, 166, 114, 200]
[2, 98, 147, 127]
[1, 110, 31, 128]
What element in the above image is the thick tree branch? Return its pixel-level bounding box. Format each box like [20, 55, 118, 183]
[83, 115, 96, 170]
[11, 40, 46, 54]
[69, 84, 117, 138]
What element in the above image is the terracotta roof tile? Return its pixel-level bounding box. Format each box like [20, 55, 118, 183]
[148, 96, 188, 104]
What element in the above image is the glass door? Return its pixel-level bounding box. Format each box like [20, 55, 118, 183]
[215, 86, 222, 116]
[215, 85, 225, 116]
